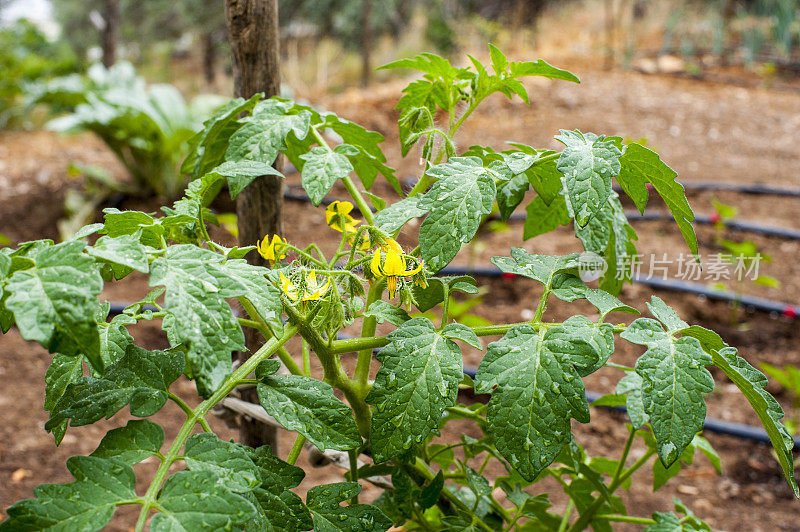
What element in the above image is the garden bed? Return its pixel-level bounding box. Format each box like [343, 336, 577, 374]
[1, 63, 799, 529]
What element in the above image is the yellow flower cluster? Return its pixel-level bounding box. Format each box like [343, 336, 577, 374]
[256, 234, 287, 264]
[325, 201, 370, 250]
[280, 271, 331, 302]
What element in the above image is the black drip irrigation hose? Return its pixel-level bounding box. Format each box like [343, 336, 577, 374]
[439, 265, 800, 319]
[100, 306, 800, 451]
[502, 210, 800, 241]
[617, 181, 800, 198]
[458, 366, 800, 452]
[282, 186, 800, 241]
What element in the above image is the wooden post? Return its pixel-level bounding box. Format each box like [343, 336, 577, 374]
[101, 0, 119, 68]
[225, 0, 283, 450]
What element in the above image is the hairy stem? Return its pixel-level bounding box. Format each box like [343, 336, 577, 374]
[134, 325, 297, 532]
[286, 434, 306, 465]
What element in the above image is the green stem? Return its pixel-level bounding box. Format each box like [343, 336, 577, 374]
[348, 449, 360, 504]
[133, 325, 298, 532]
[302, 339, 311, 377]
[445, 405, 484, 425]
[613, 427, 636, 482]
[557, 499, 575, 532]
[503, 513, 522, 532]
[440, 289, 451, 329]
[286, 434, 306, 465]
[329, 321, 633, 355]
[342, 175, 375, 225]
[355, 280, 384, 392]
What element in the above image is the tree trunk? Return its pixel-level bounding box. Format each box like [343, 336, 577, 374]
[101, 0, 119, 68]
[203, 31, 217, 86]
[360, 0, 372, 87]
[225, 0, 283, 450]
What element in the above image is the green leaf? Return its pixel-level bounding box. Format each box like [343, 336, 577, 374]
[182, 94, 260, 178]
[88, 233, 151, 275]
[243, 447, 313, 530]
[497, 174, 530, 220]
[99, 313, 136, 367]
[616, 371, 649, 429]
[693, 435, 722, 474]
[621, 298, 714, 467]
[652, 440, 696, 491]
[0, 456, 136, 532]
[465, 467, 492, 497]
[245, 487, 313, 532]
[222, 260, 285, 336]
[299, 146, 353, 206]
[5, 240, 103, 371]
[616, 143, 697, 254]
[46, 344, 184, 435]
[475, 324, 590, 480]
[555, 130, 622, 226]
[225, 99, 311, 166]
[91, 419, 164, 465]
[150, 470, 256, 532]
[365, 300, 411, 326]
[258, 375, 361, 451]
[101, 208, 163, 248]
[543, 315, 614, 377]
[379, 52, 460, 79]
[149, 245, 246, 396]
[208, 159, 284, 200]
[184, 433, 261, 493]
[491, 248, 580, 286]
[644, 512, 683, 531]
[418, 157, 499, 271]
[306, 482, 392, 532]
[523, 194, 571, 239]
[507, 58, 580, 83]
[374, 196, 427, 234]
[680, 324, 798, 496]
[43, 354, 84, 443]
[419, 471, 445, 510]
[366, 317, 463, 462]
[326, 117, 398, 192]
[441, 323, 482, 349]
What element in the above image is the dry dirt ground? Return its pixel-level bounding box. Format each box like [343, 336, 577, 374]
[1, 63, 800, 530]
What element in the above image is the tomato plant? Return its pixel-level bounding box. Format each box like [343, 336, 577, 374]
[1, 46, 796, 531]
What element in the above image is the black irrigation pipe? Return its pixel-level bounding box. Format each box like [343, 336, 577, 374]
[615, 181, 800, 198]
[439, 266, 800, 319]
[461, 366, 800, 452]
[502, 210, 800, 240]
[283, 185, 800, 241]
[100, 307, 800, 450]
[333, 335, 800, 451]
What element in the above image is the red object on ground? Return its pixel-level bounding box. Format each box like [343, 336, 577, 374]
[783, 305, 798, 319]
[502, 272, 515, 280]
[709, 212, 721, 224]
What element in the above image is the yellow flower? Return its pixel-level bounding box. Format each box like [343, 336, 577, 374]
[379, 237, 404, 254]
[257, 235, 287, 264]
[370, 244, 424, 299]
[325, 201, 361, 234]
[280, 271, 331, 302]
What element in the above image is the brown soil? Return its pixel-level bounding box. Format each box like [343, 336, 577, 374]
[2, 64, 800, 530]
